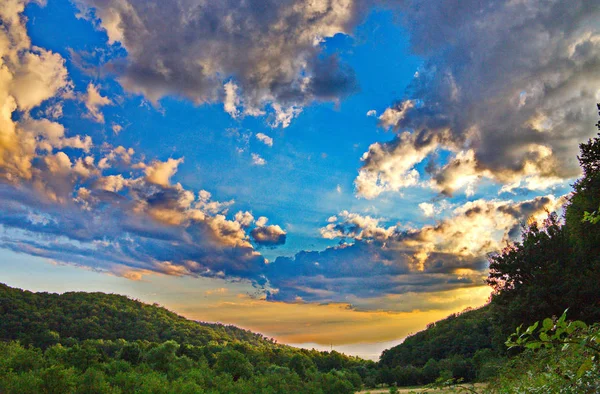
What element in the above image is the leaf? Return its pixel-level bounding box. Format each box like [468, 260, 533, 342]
[525, 342, 542, 350]
[577, 358, 593, 378]
[558, 310, 568, 326]
[569, 320, 587, 331]
[524, 321, 539, 335]
[542, 318, 553, 331]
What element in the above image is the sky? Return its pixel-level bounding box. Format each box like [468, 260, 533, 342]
[0, 0, 598, 360]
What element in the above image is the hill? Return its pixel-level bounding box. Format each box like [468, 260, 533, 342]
[380, 306, 493, 369]
[0, 283, 271, 349]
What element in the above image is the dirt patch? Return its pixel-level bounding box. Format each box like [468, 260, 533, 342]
[357, 383, 486, 394]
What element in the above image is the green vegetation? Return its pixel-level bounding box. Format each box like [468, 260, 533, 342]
[0, 284, 375, 393]
[379, 307, 496, 386]
[486, 312, 600, 393]
[0, 284, 272, 349]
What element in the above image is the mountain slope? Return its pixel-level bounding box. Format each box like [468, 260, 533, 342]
[0, 283, 272, 348]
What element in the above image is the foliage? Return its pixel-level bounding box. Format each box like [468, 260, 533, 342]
[506, 310, 599, 379]
[0, 283, 273, 349]
[486, 312, 600, 393]
[378, 307, 496, 386]
[486, 213, 574, 347]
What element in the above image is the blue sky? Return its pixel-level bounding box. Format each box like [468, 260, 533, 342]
[0, 0, 597, 358]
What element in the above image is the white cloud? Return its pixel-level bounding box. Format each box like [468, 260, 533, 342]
[418, 202, 435, 217]
[144, 158, 184, 187]
[83, 83, 111, 123]
[223, 81, 240, 118]
[270, 103, 303, 129]
[255, 132, 273, 147]
[355, 131, 444, 199]
[251, 153, 266, 166]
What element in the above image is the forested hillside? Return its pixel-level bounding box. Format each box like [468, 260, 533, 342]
[0, 283, 375, 393]
[0, 283, 272, 348]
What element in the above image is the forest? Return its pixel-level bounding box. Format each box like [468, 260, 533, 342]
[1, 106, 600, 392]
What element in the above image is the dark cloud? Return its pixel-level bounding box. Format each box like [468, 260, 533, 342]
[251, 225, 287, 246]
[76, 0, 364, 121]
[357, 0, 600, 197]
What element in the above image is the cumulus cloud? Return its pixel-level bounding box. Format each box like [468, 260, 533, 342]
[235, 211, 255, 228]
[356, 130, 444, 199]
[255, 133, 273, 147]
[75, 0, 362, 125]
[0, 0, 84, 187]
[83, 83, 111, 123]
[356, 0, 600, 198]
[266, 195, 565, 306]
[143, 158, 183, 187]
[251, 224, 287, 247]
[418, 202, 435, 217]
[251, 153, 266, 166]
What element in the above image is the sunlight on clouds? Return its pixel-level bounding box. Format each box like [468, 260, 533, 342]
[83, 83, 111, 123]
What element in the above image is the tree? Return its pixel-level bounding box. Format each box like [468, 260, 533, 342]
[289, 353, 316, 380]
[144, 340, 179, 372]
[214, 349, 253, 381]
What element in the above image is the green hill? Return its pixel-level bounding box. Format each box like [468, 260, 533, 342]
[0, 283, 271, 348]
[380, 306, 493, 369]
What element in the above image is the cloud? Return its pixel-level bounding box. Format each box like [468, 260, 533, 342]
[251, 224, 287, 246]
[418, 202, 435, 217]
[355, 130, 444, 199]
[111, 123, 122, 134]
[251, 153, 266, 166]
[265, 195, 564, 306]
[0, 0, 86, 186]
[223, 81, 240, 118]
[83, 83, 111, 123]
[234, 211, 255, 228]
[143, 158, 184, 187]
[75, 0, 362, 125]
[270, 103, 303, 128]
[366, 109, 377, 117]
[355, 0, 600, 198]
[255, 133, 273, 147]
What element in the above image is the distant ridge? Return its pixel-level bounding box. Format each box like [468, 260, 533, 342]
[0, 282, 273, 348]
